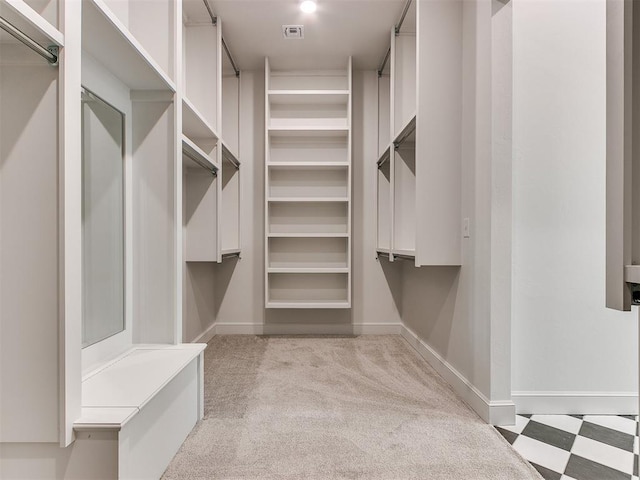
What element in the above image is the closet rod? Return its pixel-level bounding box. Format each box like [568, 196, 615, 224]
[183, 150, 218, 176]
[377, 0, 412, 76]
[202, 0, 240, 77]
[222, 37, 240, 78]
[0, 16, 58, 64]
[395, 0, 413, 35]
[377, 47, 390, 77]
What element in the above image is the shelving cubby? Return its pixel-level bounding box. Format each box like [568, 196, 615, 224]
[83, 0, 175, 91]
[99, 0, 175, 83]
[183, 140, 219, 263]
[182, 0, 220, 135]
[220, 141, 241, 258]
[265, 57, 352, 308]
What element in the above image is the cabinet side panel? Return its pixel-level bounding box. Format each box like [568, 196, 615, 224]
[0, 56, 60, 442]
[605, 0, 632, 310]
[415, 0, 463, 266]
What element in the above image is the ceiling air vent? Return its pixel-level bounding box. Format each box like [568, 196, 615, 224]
[282, 25, 304, 39]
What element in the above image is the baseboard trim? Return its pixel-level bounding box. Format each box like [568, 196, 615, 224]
[190, 323, 217, 344]
[512, 392, 639, 415]
[400, 325, 515, 425]
[213, 322, 402, 336]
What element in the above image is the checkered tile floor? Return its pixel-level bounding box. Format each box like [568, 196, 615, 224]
[496, 415, 639, 480]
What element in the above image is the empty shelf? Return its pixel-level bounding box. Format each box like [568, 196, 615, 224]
[268, 90, 350, 105]
[268, 127, 349, 137]
[182, 96, 219, 141]
[268, 162, 348, 168]
[182, 136, 218, 173]
[266, 300, 350, 309]
[267, 267, 349, 274]
[268, 197, 348, 203]
[82, 0, 175, 91]
[393, 114, 416, 147]
[267, 233, 349, 238]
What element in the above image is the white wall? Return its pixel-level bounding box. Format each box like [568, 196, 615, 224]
[400, 0, 514, 425]
[205, 70, 402, 335]
[512, 0, 638, 413]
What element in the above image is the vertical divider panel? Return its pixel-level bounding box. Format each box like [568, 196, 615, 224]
[415, 0, 462, 266]
[174, 0, 183, 344]
[132, 91, 176, 344]
[347, 57, 353, 305]
[389, 29, 397, 260]
[60, 0, 83, 446]
[264, 58, 271, 304]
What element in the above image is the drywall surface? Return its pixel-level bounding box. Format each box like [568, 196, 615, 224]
[400, 0, 514, 424]
[209, 70, 402, 333]
[512, 0, 637, 412]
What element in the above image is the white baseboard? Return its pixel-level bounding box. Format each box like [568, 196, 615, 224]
[400, 325, 515, 426]
[190, 323, 217, 344]
[512, 392, 639, 415]
[214, 322, 402, 336]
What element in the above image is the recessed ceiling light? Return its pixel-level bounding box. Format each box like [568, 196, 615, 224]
[300, 0, 317, 13]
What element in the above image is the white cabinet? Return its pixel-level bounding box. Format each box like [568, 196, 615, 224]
[376, 0, 462, 267]
[0, 0, 241, 468]
[265, 58, 352, 308]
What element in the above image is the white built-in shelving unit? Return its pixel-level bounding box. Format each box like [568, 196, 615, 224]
[376, 0, 462, 267]
[265, 58, 352, 308]
[1, 0, 240, 475]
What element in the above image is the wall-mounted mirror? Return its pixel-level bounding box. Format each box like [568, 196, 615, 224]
[81, 87, 125, 347]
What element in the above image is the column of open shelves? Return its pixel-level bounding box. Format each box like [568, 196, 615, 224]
[265, 58, 352, 309]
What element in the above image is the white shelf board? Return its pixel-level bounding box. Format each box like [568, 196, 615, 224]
[0, 0, 64, 46]
[391, 248, 416, 258]
[625, 265, 640, 284]
[376, 248, 391, 254]
[377, 144, 391, 167]
[221, 248, 241, 257]
[82, 0, 175, 91]
[268, 127, 349, 138]
[393, 114, 416, 147]
[182, 96, 219, 141]
[221, 141, 240, 168]
[74, 407, 138, 430]
[268, 233, 349, 238]
[182, 135, 219, 172]
[268, 197, 349, 203]
[268, 162, 348, 168]
[268, 90, 350, 105]
[81, 344, 205, 410]
[266, 300, 351, 309]
[268, 267, 349, 274]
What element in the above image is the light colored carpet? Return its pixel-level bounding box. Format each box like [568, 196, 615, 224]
[163, 335, 542, 480]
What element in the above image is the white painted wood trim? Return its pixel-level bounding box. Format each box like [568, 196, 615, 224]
[191, 322, 216, 344]
[214, 322, 402, 336]
[512, 392, 639, 415]
[3, 0, 64, 46]
[59, 0, 82, 447]
[400, 325, 515, 426]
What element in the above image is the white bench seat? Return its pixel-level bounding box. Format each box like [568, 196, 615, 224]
[72, 343, 206, 479]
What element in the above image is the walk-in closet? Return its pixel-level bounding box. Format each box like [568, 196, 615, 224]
[1, 0, 638, 479]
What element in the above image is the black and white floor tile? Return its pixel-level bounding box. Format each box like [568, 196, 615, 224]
[496, 414, 639, 480]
